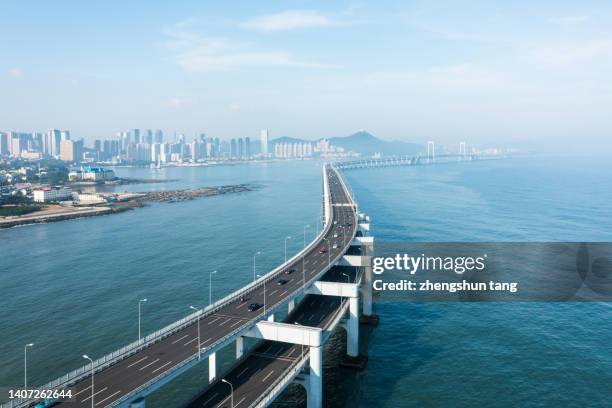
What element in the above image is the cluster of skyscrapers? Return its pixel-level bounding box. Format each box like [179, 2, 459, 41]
[0, 128, 276, 164]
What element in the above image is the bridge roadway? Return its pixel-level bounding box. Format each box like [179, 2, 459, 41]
[184, 272, 356, 408]
[49, 166, 356, 408]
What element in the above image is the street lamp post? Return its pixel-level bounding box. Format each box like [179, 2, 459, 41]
[303, 225, 310, 248]
[221, 379, 234, 408]
[284, 236, 292, 264]
[257, 274, 266, 316]
[253, 251, 261, 282]
[323, 238, 331, 266]
[209, 270, 217, 306]
[24, 343, 33, 390]
[189, 306, 202, 360]
[138, 298, 147, 343]
[82, 355, 94, 408]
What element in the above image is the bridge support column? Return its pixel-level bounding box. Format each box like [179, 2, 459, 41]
[267, 313, 275, 322]
[347, 296, 359, 357]
[236, 336, 246, 360]
[208, 352, 218, 383]
[308, 346, 323, 408]
[288, 298, 296, 314]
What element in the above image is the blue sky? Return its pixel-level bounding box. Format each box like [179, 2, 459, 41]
[1, 0, 611, 150]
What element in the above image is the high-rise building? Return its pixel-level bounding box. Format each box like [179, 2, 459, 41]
[238, 138, 244, 159]
[245, 137, 251, 159]
[133, 129, 141, 144]
[154, 129, 163, 144]
[60, 139, 83, 162]
[145, 129, 153, 145]
[260, 129, 269, 157]
[47, 129, 62, 156]
[0, 132, 8, 155]
[230, 139, 237, 158]
[60, 130, 70, 141]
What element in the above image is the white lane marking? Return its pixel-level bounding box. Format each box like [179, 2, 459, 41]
[184, 337, 198, 346]
[230, 320, 243, 328]
[81, 387, 108, 402]
[172, 334, 189, 344]
[95, 390, 121, 406]
[235, 397, 247, 407]
[262, 343, 273, 353]
[269, 289, 279, 296]
[237, 366, 249, 378]
[216, 396, 231, 408]
[202, 392, 219, 406]
[139, 358, 160, 371]
[73, 385, 91, 397]
[280, 290, 288, 297]
[152, 360, 173, 374]
[309, 314, 315, 321]
[208, 317, 221, 325]
[202, 337, 212, 345]
[235, 302, 244, 310]
[286, 348, 296, 358]
[262, 370, 275, 382]
[127, 356, 148, 368]
[218, 318, 232, 327]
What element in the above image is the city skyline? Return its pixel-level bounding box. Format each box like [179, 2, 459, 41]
[2, 1, 612, 153]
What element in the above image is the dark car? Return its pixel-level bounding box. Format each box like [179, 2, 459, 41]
[277, 279, 289, 286]
[284, 268, 296, 275]
[319, 247, 327, 254]
[248, 302, 262, 312]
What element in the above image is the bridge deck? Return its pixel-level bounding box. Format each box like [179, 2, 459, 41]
[44, 166, 356, 408]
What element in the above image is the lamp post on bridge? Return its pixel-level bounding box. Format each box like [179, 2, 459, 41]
[253, 251, 261, 282]
[284, 236, 292, 264]
[257, 274, 267, 316]
[82, 355, 94, 408]
[138, 298, 147, 343]
[341, 272, 350, 309]
[24, 343, 33, 390]
[303, 225, 310, 248]
[189, 305, 202, 360]
[221, 379, 234, 408]
[209, 270, 217, 306]
[323, 237, 331, 267]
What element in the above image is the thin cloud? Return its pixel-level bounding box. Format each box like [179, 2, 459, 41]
[548, 16, 589, 26]
[163, 28, 335, 72]
[8, 67, 23, 77]
[241, 10, 342, 32]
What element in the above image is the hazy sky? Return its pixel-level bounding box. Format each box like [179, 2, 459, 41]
[1, 0, 611, 149]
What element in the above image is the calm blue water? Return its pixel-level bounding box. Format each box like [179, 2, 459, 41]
[1, 156, 611, 407]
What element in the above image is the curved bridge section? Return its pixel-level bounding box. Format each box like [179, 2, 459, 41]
[4, 164, 374, 408]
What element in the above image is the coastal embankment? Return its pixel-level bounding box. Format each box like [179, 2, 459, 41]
[0, 184, 256, 229]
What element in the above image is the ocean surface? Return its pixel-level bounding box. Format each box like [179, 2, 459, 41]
[1, 156, 611, 407]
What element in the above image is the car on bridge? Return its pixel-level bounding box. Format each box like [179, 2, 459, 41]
[248, 302, 263, 312]
[277, 279, 289, 286]
[284, 268, 296, 275]
[319, 247, 327, 254]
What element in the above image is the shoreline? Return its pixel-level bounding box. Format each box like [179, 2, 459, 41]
[0, 184, 256, 229]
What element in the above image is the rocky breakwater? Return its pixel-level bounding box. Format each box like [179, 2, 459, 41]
[139, 184, 256, 203]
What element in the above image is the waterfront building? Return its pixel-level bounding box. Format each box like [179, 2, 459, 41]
[33, 186, 72, 202]
[68, 167, 115, 182]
